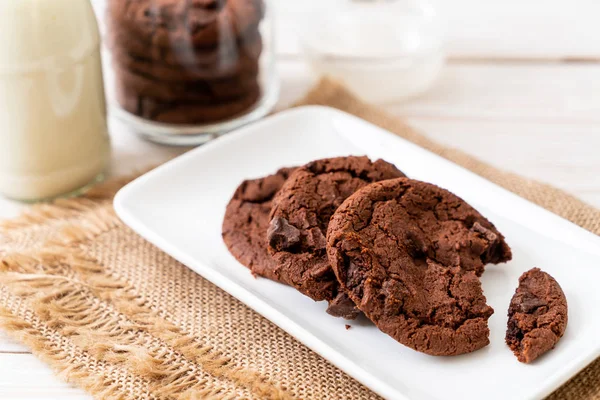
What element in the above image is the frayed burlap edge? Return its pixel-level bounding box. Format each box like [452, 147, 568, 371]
[0, 305, 158, 400]
[0, 173, 291, 400]
[0, 78, 598, 399]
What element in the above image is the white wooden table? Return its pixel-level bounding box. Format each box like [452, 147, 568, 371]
[1, 1, 599, 398]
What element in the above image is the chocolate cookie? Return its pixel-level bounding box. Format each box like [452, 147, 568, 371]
[327, 178, 513, 355]
[109, 0, 264, 48]
[111, 47, 260, 82]
[222, 168, 296, 282]
[108, 27, 262, 68]
[114, 66, 260, 103]
[267, 156, 405, 319]
[117, 84, 261, 124]
[506, 268, 568, 363]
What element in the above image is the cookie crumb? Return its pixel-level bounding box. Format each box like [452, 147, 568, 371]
[345, 325, 351, 330]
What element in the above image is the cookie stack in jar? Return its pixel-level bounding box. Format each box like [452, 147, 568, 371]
[106, 0, 275, 144]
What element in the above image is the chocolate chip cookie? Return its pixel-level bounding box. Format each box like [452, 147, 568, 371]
[506, 268, 568, 363]
[107, 0, 265, 125]
[108, 27, 262, 68]
[222, 168, 296, 282]
[109, 0, 264, 48]
[327, 178, 512, 355]
[114, 66, 260, 103]
[111, 41, 261, 82]
[267, 156, 405, 319]
[116, 84, 260, 124]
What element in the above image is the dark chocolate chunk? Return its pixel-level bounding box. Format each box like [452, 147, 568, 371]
[267, 217, 301, 251]
[326, 292, 361, 320]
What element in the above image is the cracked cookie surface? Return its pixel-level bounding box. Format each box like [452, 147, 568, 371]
[327, 178, 512, 355]
[267, 156, 405, 319]
[222, 167, 295, 283]
[506, 268, 567, 363]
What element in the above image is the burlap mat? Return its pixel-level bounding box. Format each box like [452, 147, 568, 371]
[0, 78, 598, 400]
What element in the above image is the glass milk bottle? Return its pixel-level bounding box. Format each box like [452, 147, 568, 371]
[0, 0, 110, 201]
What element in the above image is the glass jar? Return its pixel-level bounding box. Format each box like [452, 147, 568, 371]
[298, 0, 444, 104]
[105, 0, 278, 146]
[0, 0, 110, 202]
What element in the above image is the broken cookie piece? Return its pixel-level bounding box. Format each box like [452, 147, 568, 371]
[506, 268, 568, 363]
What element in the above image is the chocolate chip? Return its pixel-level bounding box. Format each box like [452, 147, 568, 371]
[506, 320, 523, 341]
[306, 227, 327, 250]
[382, 279, 405, 299]
[309, 263, 332, 279]
[472, 222, 498, 243]
[406, 230, 428, 258]
[345, 261, 363, 287]
[472, 221, 508, 264]
[518, 294, 546, 313]
[267, 217, 301, 251]
[326, 292, 360, 320]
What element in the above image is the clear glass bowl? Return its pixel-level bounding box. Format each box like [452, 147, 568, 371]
[299, 0, 444, 104]
[104, 0, 278, 146]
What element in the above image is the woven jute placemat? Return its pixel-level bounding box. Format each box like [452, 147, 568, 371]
[0, 78, 598, 400]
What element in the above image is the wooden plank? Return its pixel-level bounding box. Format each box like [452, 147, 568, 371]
[406, 117, 600, 208]
[581, 193, 600, 208]
[273, 0, 600, 60]
[434, 0, 600, 60]
[387, 63, 600, 122]
[0, 332, 30, 354]
[277, 60, 600, 122]
[0, 354, 90, 399]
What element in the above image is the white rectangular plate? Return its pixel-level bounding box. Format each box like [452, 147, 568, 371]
[114, 106, 600, 400]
